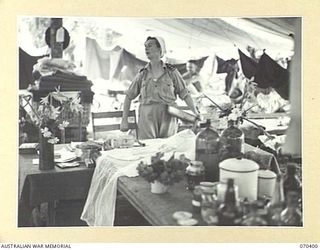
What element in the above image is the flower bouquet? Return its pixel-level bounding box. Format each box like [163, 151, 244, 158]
[137, 152, 188, 194]
[26, 87, 83, 170]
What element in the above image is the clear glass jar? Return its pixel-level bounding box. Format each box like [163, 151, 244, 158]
[200, 182, 218, 225]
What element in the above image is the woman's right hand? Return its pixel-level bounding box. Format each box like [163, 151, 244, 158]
[120, 119, 129, 132]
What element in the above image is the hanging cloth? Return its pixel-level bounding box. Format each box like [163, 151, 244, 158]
[19, 48, 46, 89]
[238, 49, 258, 79]
[85, 37, 112, 80]
[254, 53, 290, 100]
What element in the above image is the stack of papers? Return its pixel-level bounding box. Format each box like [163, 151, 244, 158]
[54, 147, 77, 163]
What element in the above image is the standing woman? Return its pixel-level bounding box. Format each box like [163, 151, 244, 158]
[120, 36, 199, 139]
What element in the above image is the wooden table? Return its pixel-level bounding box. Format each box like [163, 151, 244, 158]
[18, 153, 201, 227]
[118, 176, 202, 226]
[19, 143, 279, 227]
[18, 153, 94, 226]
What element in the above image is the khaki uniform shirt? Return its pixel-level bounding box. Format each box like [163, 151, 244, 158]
[125, 62, 189, 105]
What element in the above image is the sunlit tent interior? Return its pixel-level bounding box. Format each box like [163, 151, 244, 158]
[18, 17, 302, 227]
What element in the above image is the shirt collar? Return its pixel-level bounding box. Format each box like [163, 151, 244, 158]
[144, 61, 168, 71]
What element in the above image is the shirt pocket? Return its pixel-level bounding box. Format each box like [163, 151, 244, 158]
[159, 79, 176, 103]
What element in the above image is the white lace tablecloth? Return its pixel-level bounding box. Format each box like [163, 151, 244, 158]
[80, 129, 197, 226]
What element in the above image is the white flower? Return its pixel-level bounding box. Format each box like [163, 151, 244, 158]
[48, 106, 61, 120]
[228, 113, 238, 121]
[58, 120, 69, 130]
[40, 96, 49, 105]
[227, 105, 243, 122]
[232, 107, 242, 117]
[41, 127, 52, 138]
[48, 137, 59, 144]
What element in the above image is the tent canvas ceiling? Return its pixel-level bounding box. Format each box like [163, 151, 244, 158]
[97, 17, 296, 60]
[18, 16, 297, 62]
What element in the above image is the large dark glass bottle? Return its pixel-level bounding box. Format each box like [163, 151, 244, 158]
[195, 119, 220, 182]
[283, 164, 302, 199]
[267, 174, 285, 226]
[219, 120, 244, 162]
[217, 179, 241, 226]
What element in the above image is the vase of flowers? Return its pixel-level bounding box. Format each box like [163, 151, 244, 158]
[27, 87, 83, 170]
[137, 152, 188, 194]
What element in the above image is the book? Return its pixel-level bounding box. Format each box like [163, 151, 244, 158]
[56, 162, 80, 169]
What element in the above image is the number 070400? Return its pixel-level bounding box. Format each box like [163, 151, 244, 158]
[300, 244, 319, 248]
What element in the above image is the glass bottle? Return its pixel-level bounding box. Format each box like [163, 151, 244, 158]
[217, 178, 241, 226]
[195, 119, 220, 182]
[283, 163, 302, 199]
[280, 191, 302, 226]
[267, 174, 285, 226]
[219, 120, 244, 162]
[241, 202, 268, 226]
[200, 182, 218, 225]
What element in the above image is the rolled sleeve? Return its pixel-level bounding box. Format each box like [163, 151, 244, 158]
[172, 69, 190, 100]
[124, 72, 143, 100]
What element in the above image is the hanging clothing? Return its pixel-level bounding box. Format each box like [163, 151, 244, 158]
[238, 49, 258, 79]
[85, 37, 113, 80]
[254, 53, 290, 100]
[112, 48, 146, 81]
[238, 49, 290, 100]
[216, 56, 239, 93]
